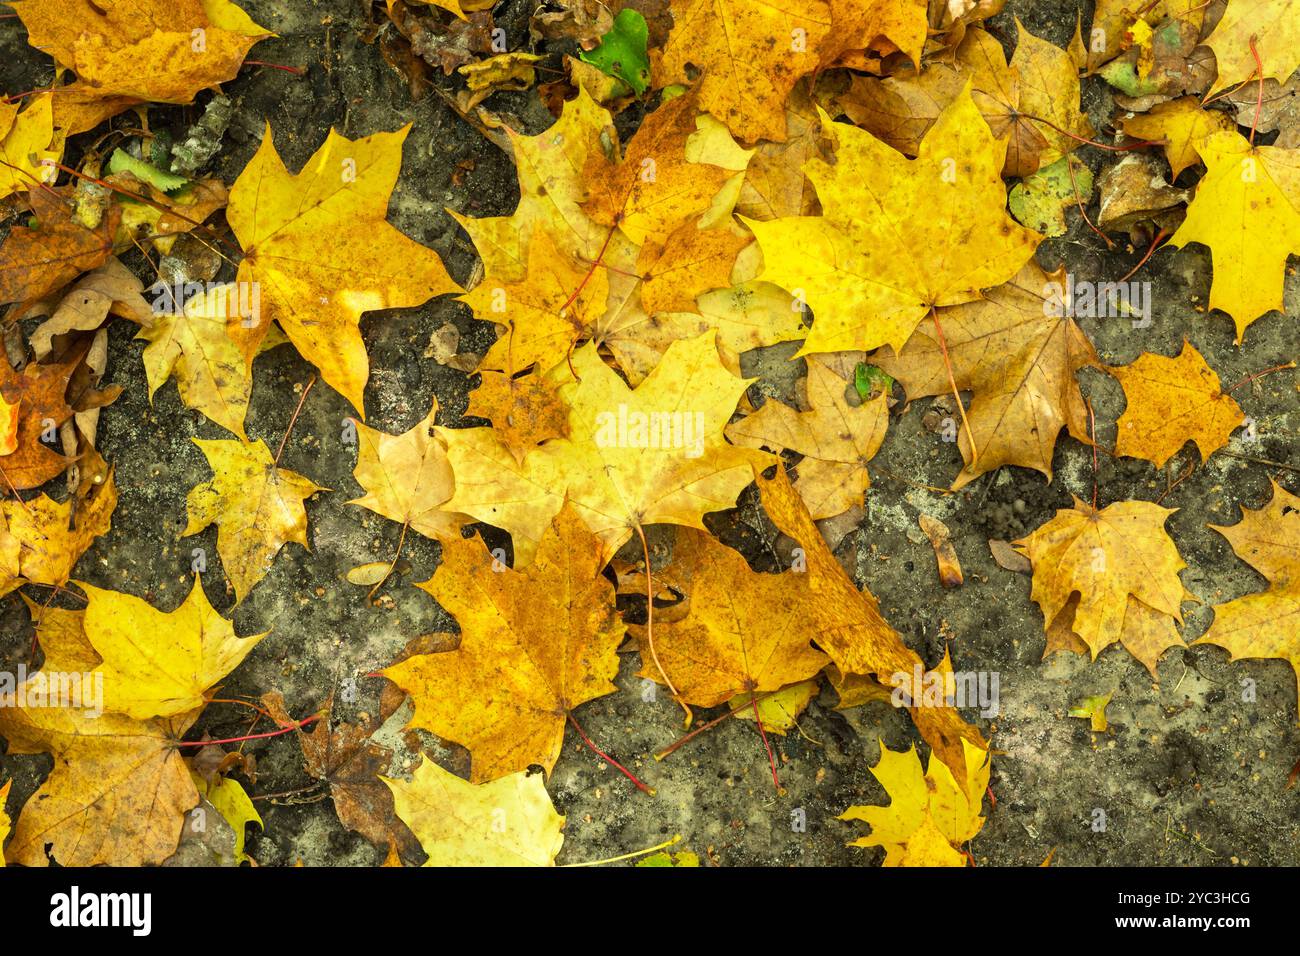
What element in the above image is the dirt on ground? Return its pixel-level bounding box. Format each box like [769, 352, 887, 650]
[1, 0, 1297, 867]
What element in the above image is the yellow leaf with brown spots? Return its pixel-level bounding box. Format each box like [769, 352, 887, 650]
[9, 0, 270, 107]
[659, 0, 832, 143]
[138, 283, 252, 439]
[80, 578, 265, 720]
[1204, 0, 1300, 95]
[636, 218, 751, 315]
[465, 370, 570, 465]
[471, 230, 610, 376]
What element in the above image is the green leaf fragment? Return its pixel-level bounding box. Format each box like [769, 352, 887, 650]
[108, 147, 189, 193]
[579, 9, 651, 95]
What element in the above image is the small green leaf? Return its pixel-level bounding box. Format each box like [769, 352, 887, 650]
[579, 9, 651, 96]
[854, 363, 894, 402]
[108, 147, 188, 193]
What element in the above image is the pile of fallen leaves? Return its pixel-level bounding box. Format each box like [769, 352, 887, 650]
[0, 0, 1296, 868]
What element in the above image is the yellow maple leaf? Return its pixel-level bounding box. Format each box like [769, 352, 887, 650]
[227, 124, 461, 414]
[0, 606, 213, 866]
[1168, 131, 1300, 339]
[0, 92, 60, 200]
[138, 283, 252, 439]
[636, 218, 752, 315]
[634, 528, 830, 707]
[1194, 481, 1300, 718]
[383, 756, 565, 866]
[727, 357, 889, 519]
[659, 0, 832, 143]
[839, 739, 990, 866]
[1111, 340, 1245, 468]
[0, 472, 116, 598]
[452, 88, 616, 280]
[1120, 97, 1236, 179]
[1204, 0, 1300, 95]
[10, 0, 271, 107]
[80, 578, 265, 719]
[348, 399, 465, 541]
[440, 331, 772, 564]
[382, 504, 625, 782]
[840, 26, 1091, 179]
[1014, 498, 1195, 660]
[0, 706, 199, 866]
[748, 87, 1041, 355]
[182, 438, 327, 603]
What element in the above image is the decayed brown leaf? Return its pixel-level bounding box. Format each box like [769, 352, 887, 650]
[292, 693, 423, 864]
[0, 189, 118, 308]
[0, 348, 81, 491]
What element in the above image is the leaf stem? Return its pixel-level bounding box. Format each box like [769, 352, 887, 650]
[751, 695, 780, 793]
[174, 714, 321, 748]
[565, 710, 654, 795]
[274, 375, 317, 466]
